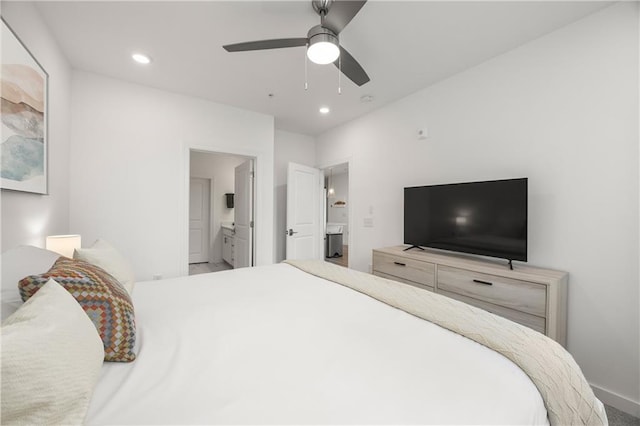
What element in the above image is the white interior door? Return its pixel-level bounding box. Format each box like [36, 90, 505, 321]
[189, 177, 210, 264]
[286, 162, 323, 260]
[234, 160, 254, 268]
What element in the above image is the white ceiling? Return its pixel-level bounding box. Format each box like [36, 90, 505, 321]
[35, 1, 612, 136]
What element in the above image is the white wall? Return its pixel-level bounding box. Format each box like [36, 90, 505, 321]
[316, 3, 639, 414]
[0, 3, 72, 251]
[274, 129, 316, 262]
[190, 151, 245, 263]
[70, 71, 274, 280]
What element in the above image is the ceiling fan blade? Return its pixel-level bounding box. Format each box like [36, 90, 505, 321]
[334, 46, 370, 86]
[223, 38, 307, 52]
[323, 0, 367, 34]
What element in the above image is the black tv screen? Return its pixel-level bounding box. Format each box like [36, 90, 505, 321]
[404, 178, 527, 262]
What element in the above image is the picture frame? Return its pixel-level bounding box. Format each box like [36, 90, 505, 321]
[1, 17, 48, 195]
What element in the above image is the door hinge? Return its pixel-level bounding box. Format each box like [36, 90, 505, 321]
[250, 171, 255, 178]
[250, 221, 254, 228]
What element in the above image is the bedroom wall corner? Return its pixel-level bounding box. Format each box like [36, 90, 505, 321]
[0, 3, 72, 251]
[274, 130, 316, 263]
[316, 2, 639, 415]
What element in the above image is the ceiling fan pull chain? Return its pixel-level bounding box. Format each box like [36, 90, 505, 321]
[338, 55, 342, 94]
[304, 49, 309, 91]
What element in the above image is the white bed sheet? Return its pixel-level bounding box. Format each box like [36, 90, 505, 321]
[86, 263, 548, 425]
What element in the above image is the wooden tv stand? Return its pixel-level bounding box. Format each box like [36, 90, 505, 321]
[372, 246, 568, 346]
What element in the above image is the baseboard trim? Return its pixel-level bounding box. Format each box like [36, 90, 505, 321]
[591, 383, 640, 417]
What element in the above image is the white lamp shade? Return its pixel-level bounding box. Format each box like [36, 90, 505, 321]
[46, 235, 82, 258]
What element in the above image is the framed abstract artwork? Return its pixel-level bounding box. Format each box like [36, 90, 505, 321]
[1, 18, 48, 194]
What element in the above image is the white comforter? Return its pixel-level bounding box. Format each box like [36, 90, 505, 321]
[86, 263, 548, 425]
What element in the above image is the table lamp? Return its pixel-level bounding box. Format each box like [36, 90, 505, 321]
[46, 235, 81, 258]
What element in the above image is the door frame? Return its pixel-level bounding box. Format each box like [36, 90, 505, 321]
[318, 158, 352, 269]
[182, 145, 260, 276]
[233, 159, 255, 268]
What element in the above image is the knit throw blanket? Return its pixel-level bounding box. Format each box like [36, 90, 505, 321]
[284, 259, 607, 426]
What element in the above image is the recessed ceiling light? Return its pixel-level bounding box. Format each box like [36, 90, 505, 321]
[319, 106, 330, 114]
[132, 53, 152, 65]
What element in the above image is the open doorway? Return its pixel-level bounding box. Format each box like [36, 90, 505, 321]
[188, 150, 255, 275]
[323, 163, 349, 268]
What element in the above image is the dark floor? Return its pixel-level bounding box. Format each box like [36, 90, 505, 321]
[605, 404, 640, 426]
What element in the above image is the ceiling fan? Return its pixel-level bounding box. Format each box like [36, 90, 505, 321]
[223, 0, 370, 87]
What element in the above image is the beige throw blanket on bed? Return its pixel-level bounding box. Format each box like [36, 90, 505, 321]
[285, 259, 606, 426]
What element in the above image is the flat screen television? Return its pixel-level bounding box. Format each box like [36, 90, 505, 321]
[404, 178, 527, 263]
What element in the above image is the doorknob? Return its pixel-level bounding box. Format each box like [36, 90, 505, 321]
[287, 229, 298, 236]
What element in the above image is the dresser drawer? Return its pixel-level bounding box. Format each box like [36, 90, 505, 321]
[374, 271, 434, 291]
[437, 265, 546, 317]
[373, 251, 435, 288]
[438, 289, 546, 333]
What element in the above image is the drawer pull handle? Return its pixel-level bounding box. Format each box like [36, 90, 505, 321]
[393, 261, 406, 267]
[473, 279, 493, 286]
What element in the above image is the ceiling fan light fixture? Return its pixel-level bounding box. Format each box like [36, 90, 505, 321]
[222, 2, 370, 87]
[307, 32, 340, 65]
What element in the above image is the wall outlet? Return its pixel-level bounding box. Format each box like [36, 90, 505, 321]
[152, 274, 163, 281]
[363, 217, 374, 228]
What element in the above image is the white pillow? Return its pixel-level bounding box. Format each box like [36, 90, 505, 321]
[1, 279, 104, 425]
[74, 239, 135, 295]
[1, 246, 60, 320]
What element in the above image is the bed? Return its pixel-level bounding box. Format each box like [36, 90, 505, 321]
[0, 245, 607, 425]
